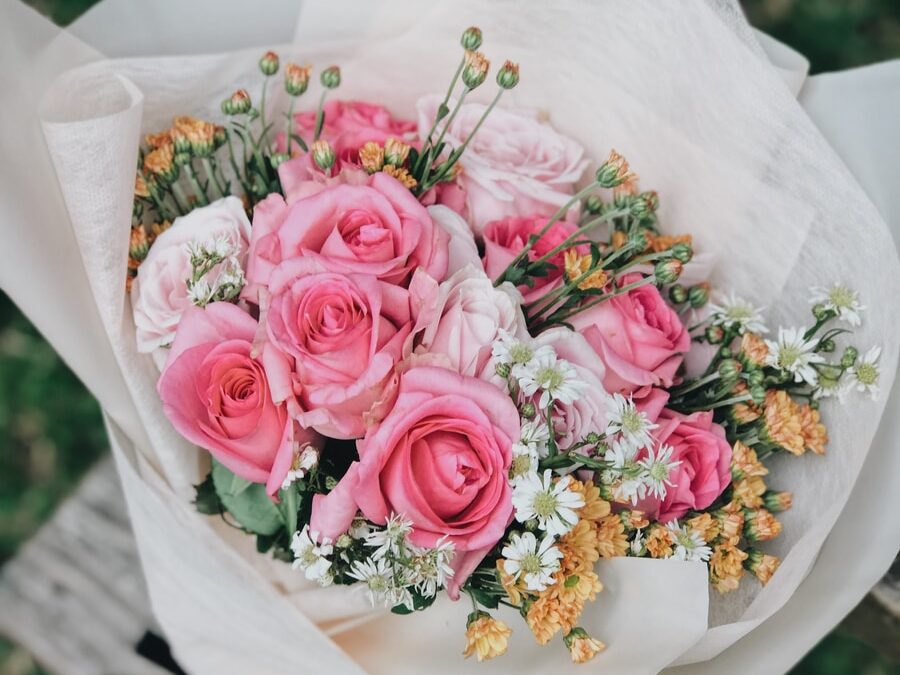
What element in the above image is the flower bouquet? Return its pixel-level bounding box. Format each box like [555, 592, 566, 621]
[8, 1, 900, 673]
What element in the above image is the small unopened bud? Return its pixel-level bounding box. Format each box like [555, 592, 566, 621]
[750, 385, 766, 405]
[311, 139, 335, 173]
[383, 137, 411, 166]
[320, 66, 341, 89]
[270, 152, 290, 169]
[840, 346, 858, 368]
[670, 242, 693, 264]
[719, 347, 733, 359]
[811, 303, 831, 321]
[495, 362, 511, 378]
[654, 259, 683, 285]
[629, 194, 653, 219]
[462, 50, 490, 89]
[284, 63, 311, 96]
[640, 190, 660, 213]
[173, 151, 191, 167]
[819, 338, 836, 353]
[520, 401, 536, 419]
[226, 89, 251, 115]
[524, 518, 540, 532]
[595, 149, 635, 188]
[460, 26, 483, 51]
[335, 533, 353, 549]
[324, 475, 338, 490]
[259, 50, 279, 76]
[213, 126, 227, 149]
[705, 325, 725, 344]
[688, 284, 709, 308]
[583, 194, 604, 215]
[358, 141, 385, 173]
[748, 369, 765, 387]
[669, 284, 688, 304]
[763, 490, 793, 513]
[221, 98, 233, 115]
[629, 229, 648, 252]
[585, 431, 602, 445]
[496, 60, 520, 89]
[718, 359, 741, 384]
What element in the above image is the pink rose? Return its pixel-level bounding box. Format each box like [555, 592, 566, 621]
[244, 173, 449, 295]
[532, 328, 608, 449]
[569, 273, 690, 393]
[310, 367, 519, 598]
[276, 154, 368, 205]
[131, 196, 250, 353]
[262, 257, 413, 439]
[636, 409, 732, 523]
[295, 100, 416, 164]
[406, 265, 526, 379]
[481, 215, 585, 305]
[416, 95, 588, 233]
[158, 302, 320, 495]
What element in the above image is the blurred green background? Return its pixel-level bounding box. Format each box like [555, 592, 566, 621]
[1, 0, 899, 673]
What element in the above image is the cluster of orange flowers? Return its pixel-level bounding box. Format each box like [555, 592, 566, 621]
[357, 138, 419, 189]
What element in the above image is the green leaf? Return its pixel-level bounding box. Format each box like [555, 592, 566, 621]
[436, 103, 450, 121]
[565, 574, 581, 588]
[467, 586, 500, 610]
[211, 459, 284, 535]
[193, 472, 223, 515]
[391, 589, 438, 614]
[277, 482, 300, 537]
[290, 133, 309, 152]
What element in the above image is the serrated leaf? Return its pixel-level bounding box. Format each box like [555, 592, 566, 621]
[211, 459, 284, 536]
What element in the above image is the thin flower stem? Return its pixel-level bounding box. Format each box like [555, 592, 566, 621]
[285, 97, 296, 154]
[679, 393, 752, 413]
[528, 209, 630, 268]
[669, 372, 720, 397]
[225, 124, 253, 196]
[184, 163, 210, 206]
[201, 157, 227, 199]
[494, 182, 599, 287]
[170, 182, 190, 213]
[313, 90, 328, 142]
[424, 55, 465, 147]
[258, 77, 270, 150]
[419, 88, 470, 189]
[543, 276, 656, 327]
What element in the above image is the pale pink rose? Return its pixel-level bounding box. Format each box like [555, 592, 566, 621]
[481, 214, 586, 305]
[569, 273, 690, 393]
[635, 409, 732, 523]
[416, 95, 588, 233]
[532, 328, 607, 449]
[310, 366, 519, 598]
[425, 205, 480, 275]
[406, 265, 526, 379]
[244, 173, 449, 296]
[262, 257, 412, 439]
[131, 196, 250, 352]
[276, 154, 368, 204]
[157, 302, 321, 495]
[419, 180, 468, 218]
[294, 100, 416, 164]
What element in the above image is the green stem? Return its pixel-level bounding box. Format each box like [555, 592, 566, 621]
[494, 182, 600, 287]
[419, 88, 470, 189]
[528, 209, 630, 269]
[543, 275, 656, 327]
[185, 163, 210, 206]
[201, 157, 226, 199]
[679, 393, 752, 413]
[425, 55, 465, 147]
[313, 90, 328, 142]
[225, 124, 253, 196]
[285, 97, 296, 154]
[259, 77, 270, 150]
[669, 372, 721, 397]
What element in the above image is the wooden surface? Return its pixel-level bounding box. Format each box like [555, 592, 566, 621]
[0, 457, 169, 675]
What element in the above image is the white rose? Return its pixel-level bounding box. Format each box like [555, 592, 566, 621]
[416, 95, 589, 234]
[407, 265, 527, 379]
[131, 196, 251, 353]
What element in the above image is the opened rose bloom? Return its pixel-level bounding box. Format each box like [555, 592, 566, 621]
[244, 173, 449, 294]
[157, 302, 321, 494]
[569, 272, 690, 393]
[481, 214, 587, 305]
[406, 265, 526, 379]
[294, 100, 416, 164]
[262, 256, 413, 439]
[416, 95, 588, 233]
[310, 366, 519, 596]
[132, 196, 250, 353]
[635, 409, 732, 522]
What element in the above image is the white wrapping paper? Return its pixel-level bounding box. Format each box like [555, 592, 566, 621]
[1, 0, 899, 672]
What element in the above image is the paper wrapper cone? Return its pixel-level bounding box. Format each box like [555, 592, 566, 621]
[1, 0, 898, 673]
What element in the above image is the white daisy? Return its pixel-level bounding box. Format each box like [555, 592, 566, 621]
[665, 521, 712, 563]
[409, 539, 455, 597]
[809, 283, 865, 326]
[347, 556, 395, 606]
[630, 530, 645, 556]
[520, 418, 551, 455]
[514, 351, 587, 408]
[349, 514, 374, 540]
[637, 444, 681, 500]
[848, 346, 882, 400]
[491, 329, 553, 367]
[509, 442, 540, 486]
[280, 443, 319, 490]
[707, 292, 768, 334]
[605, 393, 658, 452]
[812, 373, 849, 402]
[765, 326, 825, 386]
[604, 443, 646, 504]
[501, 531, 563, 592]
[291, 526, 334, 585]
[512, 470, 584, 536]
[365, 513, 413, 559]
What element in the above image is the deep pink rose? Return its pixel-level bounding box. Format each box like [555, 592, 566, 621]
[244, 173, 449, 295]
[636, 409, 732, 523]
[262, 256, 413, 439]
[481, 215, 586, 305]
[569, 273, 690, 393]
[158, 302, 320, 495]
[416, 95, 588, 233]
[310, 367, 519, 598]
[295, 100, 416, 164]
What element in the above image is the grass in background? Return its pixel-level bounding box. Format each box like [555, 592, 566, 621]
[1, 1, 898, 673]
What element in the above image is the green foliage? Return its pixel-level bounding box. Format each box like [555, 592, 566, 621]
[210, 460, 283, 536]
